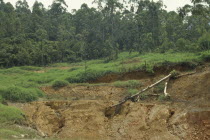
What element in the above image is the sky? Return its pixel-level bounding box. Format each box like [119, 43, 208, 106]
[4, 0, 192, 12]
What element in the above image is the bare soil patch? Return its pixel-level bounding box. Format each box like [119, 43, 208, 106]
[11, 65, 210, 140]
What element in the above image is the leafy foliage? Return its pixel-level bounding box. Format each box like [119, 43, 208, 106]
[0, 0, 209, 68]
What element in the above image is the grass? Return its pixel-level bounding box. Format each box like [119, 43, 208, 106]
[0, 104, 24, 124]
[0, 124, 40, 139]
[127, 89, 139, 96]
[52, 80, 69, 89]
[0, 86, 44, 102]
[0, 51, 209, 137]
[0, 51, 209, 102]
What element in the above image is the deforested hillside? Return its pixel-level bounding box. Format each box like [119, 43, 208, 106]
[0, 0, 210, 139]
[7, 64, 210, 140]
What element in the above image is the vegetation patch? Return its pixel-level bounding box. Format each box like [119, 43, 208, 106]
[0, 104, 24, 124]
[19, 66, 42, 71]
[66, 69, 114, 83]
[158, 95, 171, 101]
[127, 89, 139, 96]
[0, 86, 44, 102]
[0, 125, 40, 139]
[200, 51, 210, 62]
[52, 80, 69, 89]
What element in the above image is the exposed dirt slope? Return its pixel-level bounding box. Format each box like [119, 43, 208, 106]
[14, 67, 210, 140]
[90, 63, 196, 83]
[169, 69, 210, 105]
[42, 86, 126, 101]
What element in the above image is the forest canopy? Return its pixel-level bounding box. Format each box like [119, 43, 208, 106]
[0, 0, 209, 67]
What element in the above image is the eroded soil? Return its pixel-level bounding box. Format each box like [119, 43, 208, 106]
[12, 66, 210, 140]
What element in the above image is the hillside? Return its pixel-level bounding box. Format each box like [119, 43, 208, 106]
[0, 52, 210, 139]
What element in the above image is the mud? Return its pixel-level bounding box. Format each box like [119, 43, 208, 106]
[12, 66, 210, 140]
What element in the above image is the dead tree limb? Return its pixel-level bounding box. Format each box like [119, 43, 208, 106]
[175, 71, 196, 78]
[164, 82, 169, 97]
[111, 74, 172, 107]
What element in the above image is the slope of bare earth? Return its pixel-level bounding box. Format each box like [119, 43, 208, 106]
[11, 67, 210, 140]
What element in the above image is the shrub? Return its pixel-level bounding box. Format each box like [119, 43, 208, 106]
[0, 86, 43, 102]
[170, 70, 180, 78]
[52, 80, 68, 89]
[0, 104, 24, 124]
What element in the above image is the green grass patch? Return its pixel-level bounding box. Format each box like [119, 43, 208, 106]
[52, 80, 69, 89]
[0, 104, 24, 124]
[127, 89, 138, 96]
[0, 86, 44, 102]
[19, 66, 42, 71]
[0, 51, 208, 103]
[0, 125, 40, 139]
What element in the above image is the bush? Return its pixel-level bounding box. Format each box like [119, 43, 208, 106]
[170, 70, 180, 78]
[113, 80, 141, 88]
[0, 104, 24, 124]
[52, 80, 68, 89]
[0, 86, 43, 102]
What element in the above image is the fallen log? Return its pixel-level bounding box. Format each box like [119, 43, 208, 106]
[174, 71, 196, 78]
[106, 71, 198, 117]
[111, 74, 172, 107]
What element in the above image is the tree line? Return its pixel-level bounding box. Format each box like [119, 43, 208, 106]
[0, 0, 209, 67]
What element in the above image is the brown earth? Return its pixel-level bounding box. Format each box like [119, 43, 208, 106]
[90, 63, 197, 83]
[12, 65, 210, 140]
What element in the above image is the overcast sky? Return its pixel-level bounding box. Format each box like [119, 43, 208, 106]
[4, 0, 192, 12]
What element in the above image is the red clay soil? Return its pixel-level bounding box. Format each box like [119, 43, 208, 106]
[13, 66, 210, 140]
